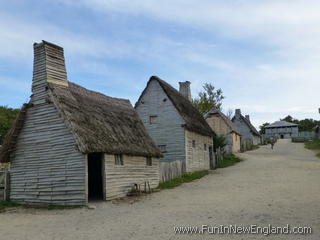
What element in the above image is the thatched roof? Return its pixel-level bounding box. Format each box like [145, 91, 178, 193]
[0, 104, 28, 163]
[204, 109, 241, 135]
[48, 82, 162, 157]
[136, 76, 215, 137]
[0, 82, 162, 163]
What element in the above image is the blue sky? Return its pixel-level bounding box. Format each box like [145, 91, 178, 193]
[0, 0, 319, 128]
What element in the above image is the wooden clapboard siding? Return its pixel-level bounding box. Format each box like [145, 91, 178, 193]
[135, 80, 186, 181]
[185, 130, 211, 173]
[104, 154, 159, 200]
[10, 103, 86, 205]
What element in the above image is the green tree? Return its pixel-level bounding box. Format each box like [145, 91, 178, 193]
[213, 135, 227, 149]
[192, 83, 224, 114]
[0, 106, 20, 144]
[259, 122, 270, 134]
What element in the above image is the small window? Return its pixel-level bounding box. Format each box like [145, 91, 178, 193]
[204, 144, 207, 151]
[149, 115, 158, 124]
[114, 154, 123, 165]
[158, 145, 167, 153]
[192, 140, 196, 148]
[146, 157, 152, 166]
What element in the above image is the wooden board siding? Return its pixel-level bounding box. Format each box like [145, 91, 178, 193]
[185, 130, 211, 172]
[9, 103, 86, 205]
[104, 154, 159, 200]
[135, 80, 186, 181]
[232, 117, 255, 151]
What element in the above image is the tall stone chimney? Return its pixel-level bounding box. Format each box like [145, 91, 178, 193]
[179, 81, 192, 101]
[235, 109, 241, 116]
[245, 115, 250, 121]
[32, 40, 68, 104]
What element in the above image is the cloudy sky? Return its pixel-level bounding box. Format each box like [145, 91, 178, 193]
[0, 0, 319, 128]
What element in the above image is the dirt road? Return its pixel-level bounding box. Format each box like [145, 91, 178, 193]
[1, 139, 319, 239]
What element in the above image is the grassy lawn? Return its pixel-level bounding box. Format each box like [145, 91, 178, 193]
[216, 153, 242, 168]
[0, 201, 81, 211]
[0, 201, 20, 210]
[305, 140, 320, 150]
[158, 170, 209, 189]
[304, 140, 320, 159]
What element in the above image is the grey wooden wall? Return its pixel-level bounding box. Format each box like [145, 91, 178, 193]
[104, 154, 160, 200]
[232, 117, 256, 150]
[135, 80, 186, 180]
[10, 103, 86, 206]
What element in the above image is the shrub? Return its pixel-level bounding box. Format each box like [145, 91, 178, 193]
[158, 170, 209, 189]
[216, 153, 242, 168]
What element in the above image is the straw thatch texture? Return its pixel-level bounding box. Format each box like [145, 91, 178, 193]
[136, 76, 215, 137]
[204, 109, 241, 135]
[48, 82, 162, 157]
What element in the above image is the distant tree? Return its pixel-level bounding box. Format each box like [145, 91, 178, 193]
[0, 106, 20, 144]
[259, 122, 270, 134]
[298, 118, 320, 131]
[281, 115, 294, 123]
[225, 109, 233, 120]
[192, 83, 224, 114]
[213, 135, 227, 149]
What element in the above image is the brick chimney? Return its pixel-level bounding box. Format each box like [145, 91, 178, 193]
[245, 115, 250, 121]
[179, 81, 192, 101]
[32, 41, 68, 104]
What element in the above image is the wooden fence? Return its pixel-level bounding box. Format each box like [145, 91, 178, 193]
[0, 168, 9, 201]
[214, 147, 225, 167]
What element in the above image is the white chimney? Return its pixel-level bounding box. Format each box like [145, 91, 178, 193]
[179, 81, 192, 101]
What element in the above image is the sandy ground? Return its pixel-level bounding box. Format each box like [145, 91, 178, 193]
[1, 139, 320, 240]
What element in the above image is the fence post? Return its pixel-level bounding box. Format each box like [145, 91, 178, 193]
[4, 168, 9, 201]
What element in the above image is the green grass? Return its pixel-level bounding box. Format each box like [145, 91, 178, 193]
[0, 201, 21, 210]
[304, 140, 320, 159]
[216, 153, 242, 168]
[0, 201, 81, 211]
[304, 140, 320, 150]
[158, 170, 209, 189]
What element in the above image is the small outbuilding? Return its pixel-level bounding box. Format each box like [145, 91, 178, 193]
[0, 41, 161, 205]
[232, 109, 261, 151]
[205, 109, 241, 153]
[135, 77, 215, 181]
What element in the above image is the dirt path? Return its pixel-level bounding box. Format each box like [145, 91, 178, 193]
[1, 139, 319, 239]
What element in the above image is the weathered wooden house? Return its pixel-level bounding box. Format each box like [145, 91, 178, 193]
[232, 109, 261, 151]
[135, 76, 215, 181]
[0, 41, 162, 205]
[205, 109, 241, 153]
[264, 121, 298, 139]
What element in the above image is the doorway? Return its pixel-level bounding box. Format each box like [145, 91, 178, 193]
[280, 134, 284, 139]
[88, 153, 104, 200]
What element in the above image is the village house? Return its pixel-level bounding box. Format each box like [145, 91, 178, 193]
[205, 109, 241, 153]
[0, 41, 162, 205]
[135, 77, 215, 181]
[264, 121, 299, 139]
[232, 109, 261, 151]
